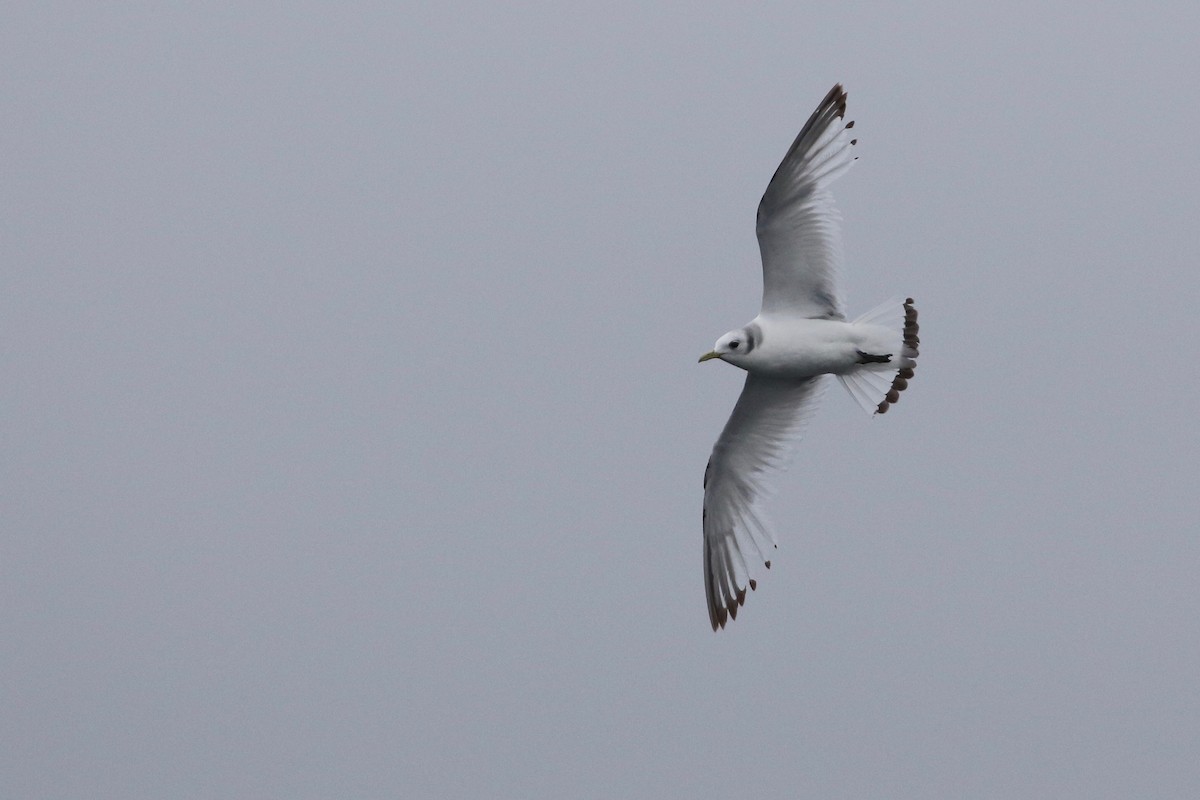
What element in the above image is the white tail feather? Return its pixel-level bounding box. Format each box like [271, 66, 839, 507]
[837, 297, 920, 415]
[838, 369, 895, 414]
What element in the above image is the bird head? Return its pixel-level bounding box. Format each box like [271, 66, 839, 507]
[699, 329, 751, 364]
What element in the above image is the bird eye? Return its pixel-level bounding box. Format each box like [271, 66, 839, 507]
[729, 340, 740, 349]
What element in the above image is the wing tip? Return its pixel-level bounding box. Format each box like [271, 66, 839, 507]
[708, 583, 750, 632]
[822, 82, 848, 119]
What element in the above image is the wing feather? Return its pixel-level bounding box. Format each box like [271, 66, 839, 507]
[702, 375, 825, 630]
[756, 83, 858, 319]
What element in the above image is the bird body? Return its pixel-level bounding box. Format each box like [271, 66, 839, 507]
[712, 314, 908, 379]
[699, 84, 921, 630]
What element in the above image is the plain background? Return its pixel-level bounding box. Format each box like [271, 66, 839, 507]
[4, 2, 1199, 798]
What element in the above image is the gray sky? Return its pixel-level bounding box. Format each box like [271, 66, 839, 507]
[4, 2, 1199, 798]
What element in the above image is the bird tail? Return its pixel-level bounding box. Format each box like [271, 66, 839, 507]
[837, 297, 920, 415]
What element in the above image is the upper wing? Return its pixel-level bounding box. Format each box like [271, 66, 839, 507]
[703, 374, 825, 630]
[756, 83, 858, 319]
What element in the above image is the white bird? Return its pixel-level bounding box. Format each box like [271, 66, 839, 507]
[699, 84, 920, 630]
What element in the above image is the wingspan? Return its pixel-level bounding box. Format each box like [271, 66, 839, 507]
[702, 375, 825, 630]
[756, 83, 858, 320]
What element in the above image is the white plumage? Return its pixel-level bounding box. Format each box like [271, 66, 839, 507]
[699, 84, 920, 630]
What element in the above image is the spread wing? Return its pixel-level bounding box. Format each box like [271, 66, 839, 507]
[702, 374, 825, 630]
[756, 83, 858, 320]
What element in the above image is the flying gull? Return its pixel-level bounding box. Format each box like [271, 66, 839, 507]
[699, 84, 920, 630]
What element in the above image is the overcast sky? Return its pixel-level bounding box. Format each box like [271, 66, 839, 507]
[4, 2, 1200, 798]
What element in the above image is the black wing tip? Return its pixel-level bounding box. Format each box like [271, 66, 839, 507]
[823, 83, 848, 116]
[710, 586, 750, 631]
